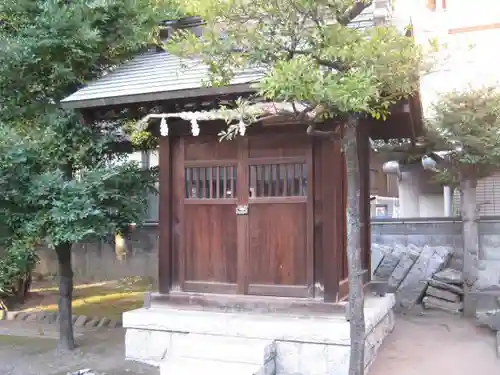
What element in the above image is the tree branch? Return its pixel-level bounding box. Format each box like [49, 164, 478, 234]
[336, 1, 373, 26]
[287, 49, 346, 71]
[306, 123, 340, 139]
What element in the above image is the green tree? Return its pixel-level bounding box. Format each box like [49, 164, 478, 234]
[167, 1, 423, 373]
[0, 0, 181, 350]
[424, 87, 500, 315]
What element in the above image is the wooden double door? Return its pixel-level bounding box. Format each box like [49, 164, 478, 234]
[172, 133, 314, 298]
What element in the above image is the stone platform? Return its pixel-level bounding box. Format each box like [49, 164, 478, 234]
[123, 294, 395, 375]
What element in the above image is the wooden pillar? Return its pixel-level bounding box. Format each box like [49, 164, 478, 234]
[236, 137, 249, 294]
[357, 125, 371, 280]
[322, 138, 343, 302]
[158, 136, 172, 294]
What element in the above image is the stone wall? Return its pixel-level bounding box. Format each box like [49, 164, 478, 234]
[371, 218, 463, 271]
[371, 217, 500, 308]
[34, 225, 158, 283]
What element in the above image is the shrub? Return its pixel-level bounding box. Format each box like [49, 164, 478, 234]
[0, 245, 38, 308]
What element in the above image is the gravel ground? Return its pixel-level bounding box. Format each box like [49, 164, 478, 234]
[369, 310, 500, 375]
[0, 324, 158, 375]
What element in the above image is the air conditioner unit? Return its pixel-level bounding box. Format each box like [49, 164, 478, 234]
[370, 196, 400, 218]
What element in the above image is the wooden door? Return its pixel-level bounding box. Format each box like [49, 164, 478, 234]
[174, 136, 239, 294]
[246, 135, 314, 298]
[173, 134, 313, 298]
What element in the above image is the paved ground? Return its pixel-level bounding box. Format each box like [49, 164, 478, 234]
[0, 321, 158, 375]
[370, 310, 500, 375]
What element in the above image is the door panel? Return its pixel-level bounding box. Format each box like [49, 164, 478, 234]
[184, 204, 237, 284]
[246, 135, 314, 298]
[248, 203, 307, 286]
[175, 137, 239, 294]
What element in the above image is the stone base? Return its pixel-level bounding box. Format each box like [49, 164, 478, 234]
[123, 294, 396, 375]
[497, 331, 500, 358]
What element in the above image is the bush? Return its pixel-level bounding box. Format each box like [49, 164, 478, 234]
[0, 246, 38, 309]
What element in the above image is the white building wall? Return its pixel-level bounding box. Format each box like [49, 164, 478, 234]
[392, 0, 500, 218]
[452, 171, 500, 216]
[419, 194, 444, 217]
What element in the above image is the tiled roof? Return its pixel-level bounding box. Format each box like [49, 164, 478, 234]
[61, 52, 263, 109]
[61, 2, 387, 109]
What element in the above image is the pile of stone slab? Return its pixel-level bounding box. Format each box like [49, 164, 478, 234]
[68, 370, 100, 375]
[422, 268, 464, 314]
[372, 243, 453, 310]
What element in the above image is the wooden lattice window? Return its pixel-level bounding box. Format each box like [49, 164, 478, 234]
[249, 163, 307, 197]
[185, 166, 237, 199]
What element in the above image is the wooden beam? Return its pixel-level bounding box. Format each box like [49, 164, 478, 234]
[150, 291, 347, 315]
[158, 136, 172, 294]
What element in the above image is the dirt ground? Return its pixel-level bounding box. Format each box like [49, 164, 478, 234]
[0, 323, 159, 375]
[370, 311, 500, 375]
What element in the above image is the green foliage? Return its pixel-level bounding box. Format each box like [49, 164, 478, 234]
[0, 0, 182, 121]
[0, 0, 179, 255]
[0, 244, 38, 300]
[123, 120, 159, 150]
[167, 0, 424, 135]
[0, 122, 158, 249]
[426, 87, 500, 181]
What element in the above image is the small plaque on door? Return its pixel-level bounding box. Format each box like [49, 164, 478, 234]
[236, 205, 249, 215]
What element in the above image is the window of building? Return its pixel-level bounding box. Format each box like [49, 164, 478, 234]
[249, 163, 307, 198]
[185, 166, 237, 199]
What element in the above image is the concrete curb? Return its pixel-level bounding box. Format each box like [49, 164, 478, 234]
[0, 310, 122, 329]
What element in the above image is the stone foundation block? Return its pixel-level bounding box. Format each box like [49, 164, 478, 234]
[476, 308, 500, 331]
[423, 296, 463, 314]
[497, 331, 500, 358]
[124, 295, 396, 375]
[125, 328, 172, 365]
[428, 279, 464, 295]
[433, 268, 463, 285]
[426, 286, 461, 302]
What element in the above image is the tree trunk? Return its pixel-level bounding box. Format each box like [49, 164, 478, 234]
[460, 177, 479, 317]
[344, 121, 366, 375]
[55, 242, 75, 350]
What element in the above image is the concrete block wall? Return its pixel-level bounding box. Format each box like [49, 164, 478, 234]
[34, 225, 158, 283]
[477, 220, 500, 291]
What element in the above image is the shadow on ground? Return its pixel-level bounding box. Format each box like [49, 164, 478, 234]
[370, 310, 500, 375]
[0, 328, 158, 375]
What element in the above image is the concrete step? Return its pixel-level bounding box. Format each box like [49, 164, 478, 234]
[160, 358, 266, 375]
[169, 333, 275, 365]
